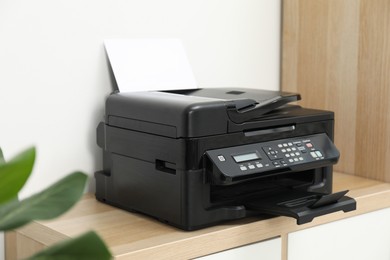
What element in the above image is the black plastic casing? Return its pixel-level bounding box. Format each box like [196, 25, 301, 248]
[95, 88, 354, 230]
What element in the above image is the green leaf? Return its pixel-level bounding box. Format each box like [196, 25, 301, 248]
[27, 231, 112, 260]
[0, 147, 4, 165]
[0, 172, 87, 231]
[0, 147, 35, 204]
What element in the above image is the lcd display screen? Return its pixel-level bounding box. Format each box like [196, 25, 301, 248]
[233, 152, 260, 163]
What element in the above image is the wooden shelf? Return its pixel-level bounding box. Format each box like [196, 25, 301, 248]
[6, 172, 390, 259]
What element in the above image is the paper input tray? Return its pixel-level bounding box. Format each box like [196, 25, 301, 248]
[245, 190, 356, 224]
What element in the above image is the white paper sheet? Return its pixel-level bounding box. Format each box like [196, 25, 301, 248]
[104, 39, 197, 92]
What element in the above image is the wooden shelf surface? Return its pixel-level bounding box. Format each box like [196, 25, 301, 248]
[7, 172, 390, 259]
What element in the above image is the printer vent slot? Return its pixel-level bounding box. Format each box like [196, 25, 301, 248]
[156, 160, 176, 175]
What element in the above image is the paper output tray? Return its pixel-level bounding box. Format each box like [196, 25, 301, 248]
[245, 190, 356, 224]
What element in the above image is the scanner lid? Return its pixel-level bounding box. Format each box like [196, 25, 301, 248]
[105, 88, 333, 138]
[162, 88, 301, 124]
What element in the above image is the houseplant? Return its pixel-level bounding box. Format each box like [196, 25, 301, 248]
[0, 147, 111, 259]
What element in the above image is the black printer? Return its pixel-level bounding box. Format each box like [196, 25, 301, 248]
[95, 88, 356, 230]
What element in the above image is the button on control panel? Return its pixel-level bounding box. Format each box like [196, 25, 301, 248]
[206, 133, 340, 182]
[218, 155, 226, 162]
[263, 146, 283, 160]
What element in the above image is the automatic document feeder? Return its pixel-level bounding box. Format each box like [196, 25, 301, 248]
[95, 88, 356, 230]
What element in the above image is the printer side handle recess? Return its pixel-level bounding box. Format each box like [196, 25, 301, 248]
[227, 93, 301, 124]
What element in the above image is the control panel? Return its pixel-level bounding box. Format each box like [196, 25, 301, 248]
[206, 133, 339, 184]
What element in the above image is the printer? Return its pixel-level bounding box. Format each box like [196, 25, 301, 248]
[95, 88, 356, 230]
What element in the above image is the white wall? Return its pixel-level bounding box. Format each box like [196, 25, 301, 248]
[0, 0, 281, 258]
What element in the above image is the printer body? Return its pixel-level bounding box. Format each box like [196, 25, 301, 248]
[96, 88, 356, 230]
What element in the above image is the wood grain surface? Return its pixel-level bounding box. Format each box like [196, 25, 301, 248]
[282, 0, 390, 181]
[6, 172, 390, 260]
